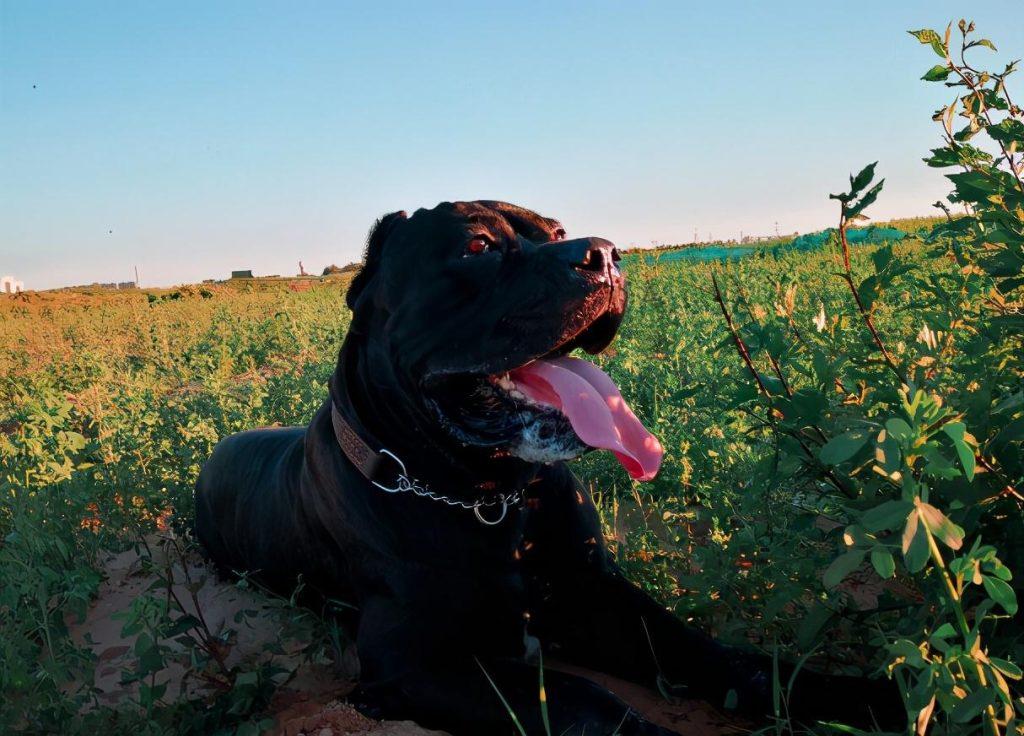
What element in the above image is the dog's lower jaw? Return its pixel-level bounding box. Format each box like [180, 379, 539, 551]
[508, 413, 588, 463]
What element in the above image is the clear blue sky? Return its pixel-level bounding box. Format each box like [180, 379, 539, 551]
[2, 1, 1022, 290]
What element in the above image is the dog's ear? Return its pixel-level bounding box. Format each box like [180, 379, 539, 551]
[346, 210, 408, 311]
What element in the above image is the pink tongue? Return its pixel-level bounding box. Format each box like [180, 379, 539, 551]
[508, 356, 663, 481]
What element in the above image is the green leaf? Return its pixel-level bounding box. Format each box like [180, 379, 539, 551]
[856, 274, 880, 311]
[134, 631, 154, 657]
[723, 689, 738, 710]
[922, 64, 952, 82]
[949, 170, 1011, 203]
[824, 549, 866, 588]
[870, 548, 896, 579]
[136, 647, 165, 676]
[908, 28, 947, 58]
[164, 614, 201, 638]
[942, 422, 976, 482]
[951, 687, 994, 723]
[890, 639, 926, 668]
[924, 147, 961, 168]
[863, 500, 914, 532]
[796, 603, 832, 649]
[885, 417, 915, 443]
[971, 38, 998, 51]
[953, 124, 981, 142]
[982, 575, 1018, 614]
[990, 658, 1022, 680]
[820, 429, 870, 465]
[235, 671, 259, 688]
[849, 162, 877, 194]
[874, 430, 902, 473]
[981, 88, 1009, 111]
[847, 180, 885, 218]
[986, 119, 1024, 147]
[902, 512, 930, 573]
[871, 244, 894, 272]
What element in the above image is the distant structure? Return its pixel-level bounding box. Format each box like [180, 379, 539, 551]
[739, 231, 799, 244]
[92, 282, 137, 290]
[322, 263, 360, 276]
[298, 260, 308, 276]
[1, 275, 24, 294]
[230, 270, 254, 279]
[51, 279, 138, 292]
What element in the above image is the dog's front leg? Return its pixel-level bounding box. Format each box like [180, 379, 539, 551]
[524, 465, 904, 728]
[533, 566, 905, 728]
[352, 596, 680, 736]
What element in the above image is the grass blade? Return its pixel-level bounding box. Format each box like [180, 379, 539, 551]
[476, 658, 528, 736]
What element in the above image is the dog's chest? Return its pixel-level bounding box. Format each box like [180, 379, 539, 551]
[358, 542, 529, 656]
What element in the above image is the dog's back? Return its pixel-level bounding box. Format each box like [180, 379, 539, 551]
[194, 425, 309, 588]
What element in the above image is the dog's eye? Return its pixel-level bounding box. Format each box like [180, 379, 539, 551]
[464, 236, 494, 257]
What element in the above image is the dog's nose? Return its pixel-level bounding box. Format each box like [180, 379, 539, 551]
[554, 237, 622, 273]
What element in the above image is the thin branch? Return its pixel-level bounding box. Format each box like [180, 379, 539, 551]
[837, 214, 905, 383]
[711, 271, 769, 396]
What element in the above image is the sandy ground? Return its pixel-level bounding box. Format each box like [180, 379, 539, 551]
[69, 537, 746, 735]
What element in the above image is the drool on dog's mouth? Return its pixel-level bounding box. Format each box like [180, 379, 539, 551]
[425, 317, 663, 482]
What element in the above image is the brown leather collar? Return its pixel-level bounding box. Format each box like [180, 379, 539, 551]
[330, 402, 398, 484]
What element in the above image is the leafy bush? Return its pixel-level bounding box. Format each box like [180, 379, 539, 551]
[696, 21, 1024, 734]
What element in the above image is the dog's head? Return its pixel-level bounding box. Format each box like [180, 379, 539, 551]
[343, 200, 661, 481]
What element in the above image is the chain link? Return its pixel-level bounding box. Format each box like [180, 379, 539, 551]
[393, 473, 525, 512]
[370, 448, 524, 524]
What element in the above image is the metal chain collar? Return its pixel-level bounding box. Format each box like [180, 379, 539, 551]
[371, 449, 525, 526]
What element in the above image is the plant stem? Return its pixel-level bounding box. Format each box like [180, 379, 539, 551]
[837, 214, 905, 382]
[924, 522, 1000, 734]
[711, 272, 770, 396]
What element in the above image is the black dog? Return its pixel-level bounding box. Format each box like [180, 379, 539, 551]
[195, 201, 901, 735]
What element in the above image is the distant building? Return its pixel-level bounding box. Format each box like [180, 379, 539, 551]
[1, 275, 24, 293]
[231, 270, 254, 279]
[117, 281, 138, 290]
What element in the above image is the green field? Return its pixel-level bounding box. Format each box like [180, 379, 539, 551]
[2, 21, 1024, 736]
[0, 220, 1019, 734]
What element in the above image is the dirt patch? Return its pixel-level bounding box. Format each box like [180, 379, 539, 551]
[548, 662, 747, 735]
[70, 539, 744, 735]
[272, 697, 446, 736]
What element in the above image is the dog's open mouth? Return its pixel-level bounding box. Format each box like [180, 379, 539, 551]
[492, 357, 663, 481]
[426, 313, 663, 481]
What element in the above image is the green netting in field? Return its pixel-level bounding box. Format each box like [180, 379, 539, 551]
[632, 224, 908, 265]
[786, 225, 906, 252]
